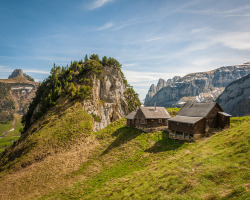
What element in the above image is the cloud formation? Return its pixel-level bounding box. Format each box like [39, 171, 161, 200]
[88, 0, 113, 10]
[96, 22, 114, 31]
[24, 69, 50, 74]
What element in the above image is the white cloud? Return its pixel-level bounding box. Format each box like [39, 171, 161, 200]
[123, 70, 186, 83]
[122, 63, 137, 68]
[88, 0, 113, 10]
[24, 69, 50, 74]
[0, 65, 13, 72]
[214, 32, 250, 50]
[191, 27, 213, 34]
[144, 37, 163, 42]
[96, 22, 114, 31]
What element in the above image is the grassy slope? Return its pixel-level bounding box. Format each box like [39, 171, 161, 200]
[0, 114, 22, 154]
[41, 116, 249, 200]
[0, 102, 95, 200]
[0, 107, 249, 199]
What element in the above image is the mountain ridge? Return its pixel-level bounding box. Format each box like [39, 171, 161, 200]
[144, 63, 250, 107]
[217, 73, 250, 116]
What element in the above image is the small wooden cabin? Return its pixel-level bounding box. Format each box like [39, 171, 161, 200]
[126, 107, 171, 129]
[168, 102, 231, 141]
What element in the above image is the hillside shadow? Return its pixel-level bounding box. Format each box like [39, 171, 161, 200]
[145, 130, 185, 153]
[101, 127, 144, 155]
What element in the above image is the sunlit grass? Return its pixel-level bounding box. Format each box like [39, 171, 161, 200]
[0, 113, 249, 200]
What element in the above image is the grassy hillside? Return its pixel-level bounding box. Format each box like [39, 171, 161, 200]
[0, 114, 22, 154]
[0, 108, 248, 199]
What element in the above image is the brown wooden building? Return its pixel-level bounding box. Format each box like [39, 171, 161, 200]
[126, 107, 171, 129]
[168, 102, 231, 141]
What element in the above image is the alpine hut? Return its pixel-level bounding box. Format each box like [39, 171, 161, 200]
[168, 102, 231, 141]
[126, 106, 171, 128]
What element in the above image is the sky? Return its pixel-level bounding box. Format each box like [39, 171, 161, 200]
[1, 0, 250, 101]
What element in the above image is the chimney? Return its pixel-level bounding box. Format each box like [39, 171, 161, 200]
[154, 102, 156, 111]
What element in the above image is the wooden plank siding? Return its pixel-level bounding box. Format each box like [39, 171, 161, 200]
[205, 104, 223, 128]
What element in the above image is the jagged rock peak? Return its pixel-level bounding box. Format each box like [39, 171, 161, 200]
[157, 78, 167, 90]
[8, 69, 23, 79]
[8, 69, 35, 81]
[149, 84, 157, 93]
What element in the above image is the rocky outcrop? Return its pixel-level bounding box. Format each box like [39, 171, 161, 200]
[8, 69, 35, 82]
[0, 71, 38, 122]
[25, 61, 140, 132]
[82, 65, 132, 131]
[216, 74, 250, 116]
[144, 63, 250, 107]
[8, 69, 23, 79]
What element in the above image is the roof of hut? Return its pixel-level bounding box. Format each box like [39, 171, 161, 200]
[218, 112, 232, 117]
[168, 115, 204, 124]
[125, 111, 137, 119]
[140, 107, 171, 119]
[177, 102, 221, 117]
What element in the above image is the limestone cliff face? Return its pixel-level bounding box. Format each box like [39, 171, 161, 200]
[216, 74, 250, 116]
[82, 65, 131, 131]
[144, 63, 250, 107]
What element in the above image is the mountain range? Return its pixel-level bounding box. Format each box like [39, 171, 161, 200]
[144, 63, 250, 108]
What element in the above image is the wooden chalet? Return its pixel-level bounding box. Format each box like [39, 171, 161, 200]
[126, 106, 171, 129]
[168, 102, 231, 141]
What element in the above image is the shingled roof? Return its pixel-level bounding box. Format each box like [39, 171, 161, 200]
[168, 115, 204, 124]
[177, 102, 221, 117]
[140, 107, 171, 119]
[125, 111, 137, 119]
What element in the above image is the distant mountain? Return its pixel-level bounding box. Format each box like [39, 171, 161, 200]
[144, 63, 250, 107]
[216, 74, 250, 116]
[8, 69, 35, 82]
[0, 69, 38, 122]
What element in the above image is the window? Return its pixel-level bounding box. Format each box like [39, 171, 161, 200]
[159, 119, 162, 123]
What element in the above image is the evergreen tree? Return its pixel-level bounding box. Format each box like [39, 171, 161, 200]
[102, 56, 108, 66]
[90, 54, 100, 62]
[84, 54, 89, 62]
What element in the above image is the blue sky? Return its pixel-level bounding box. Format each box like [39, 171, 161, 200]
[1, 0, 250, 101]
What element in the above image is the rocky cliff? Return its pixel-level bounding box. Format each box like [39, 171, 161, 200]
[0, 70, 38, 122]
[216, 74, 250, 116]
[82, 65, 139, 131]
[23, 56, 140, 132]
[144, 63, 250, 107]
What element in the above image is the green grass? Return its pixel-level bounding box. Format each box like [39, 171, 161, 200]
[0, 136, 19, 154]
[0, 121, 13, 135]
[0, 112, 249, 200]
[166, 107, 181, 117]
[42, 116, 250, 200]
[0, 114, 22, 155]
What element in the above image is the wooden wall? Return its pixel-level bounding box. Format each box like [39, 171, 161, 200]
[206, 104, 223, 128]
[218, 114, 230, 128]
[168, 118, 206, 135]
[133, 108, 168, 128]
